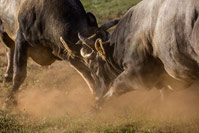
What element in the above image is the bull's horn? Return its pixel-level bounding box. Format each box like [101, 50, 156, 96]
[78, 33, 95, 51]
[80, 48, 94, 59]
[60, 37, 74, 57]
[88, 33, 97, 40]
[99, 19, 120, 31]
[95, 38, 106, 61]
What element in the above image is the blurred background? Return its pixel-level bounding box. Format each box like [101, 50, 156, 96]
[82, 0, 140, 24]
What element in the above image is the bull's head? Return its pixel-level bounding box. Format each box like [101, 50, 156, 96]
[78, 34, 107, 61]
[78, 19, 119, 99]
[60, 19, 119, 100]
[59, 19, 119, 59]
[78, 19, 119, 60]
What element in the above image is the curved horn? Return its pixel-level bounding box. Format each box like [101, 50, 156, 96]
[99, 19, 120, 31]
[95, 38, 106, 61]
[78, 33, 95, 51]
[80, 48, 95, 59]
[60, 37, 74, 57]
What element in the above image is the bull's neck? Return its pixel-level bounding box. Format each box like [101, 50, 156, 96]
[104, 45, 123, 80]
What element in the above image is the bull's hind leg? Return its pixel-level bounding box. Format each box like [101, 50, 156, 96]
[2, 33, 15, 82]
[4, 30, 28, 108]
[0, 20, 15, 82]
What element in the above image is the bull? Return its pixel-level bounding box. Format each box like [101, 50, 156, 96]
[66, 0, 199, 108]
[0, 0, 118, 107]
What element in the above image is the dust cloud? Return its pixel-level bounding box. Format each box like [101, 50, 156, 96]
[16, 61, 94, 118]
[14, 61, 199, 123]
[0, 43, 199, 123]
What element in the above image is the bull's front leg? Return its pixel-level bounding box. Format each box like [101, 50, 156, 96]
[95, 68, 140, 109]
[4, 30, 28, 109]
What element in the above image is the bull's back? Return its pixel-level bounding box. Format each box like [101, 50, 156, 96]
[18, 0, 89, 46]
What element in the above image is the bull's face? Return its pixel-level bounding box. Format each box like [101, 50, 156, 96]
[78, 19, 120, 61]
[79, 36, 112, 99]
[60, 19, 119, 99]
[77, 20, 120, 99]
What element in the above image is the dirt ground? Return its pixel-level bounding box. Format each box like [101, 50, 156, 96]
[0, 42, 94, 117]
[1, 41, 199, 132]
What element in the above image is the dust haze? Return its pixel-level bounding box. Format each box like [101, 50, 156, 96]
[13, 62, 199, 122]
[1, 44, 199, 125]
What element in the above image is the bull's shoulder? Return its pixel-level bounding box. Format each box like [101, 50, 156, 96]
[110, 0, 161, 45]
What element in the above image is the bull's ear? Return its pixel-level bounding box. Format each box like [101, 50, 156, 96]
[86, 12, 98, 28]
[95, 39, 106, 61]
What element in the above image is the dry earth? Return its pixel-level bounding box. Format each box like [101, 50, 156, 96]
[1, 41, 199, 132]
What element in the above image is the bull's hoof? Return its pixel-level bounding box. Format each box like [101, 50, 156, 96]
[90, 98, 104, 112]
[159, 85, 173, 101]
[2, 98, 17, 111]
[91, 104, 102, 113]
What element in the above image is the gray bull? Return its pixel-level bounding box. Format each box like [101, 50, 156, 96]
[0, 0, 118, 107]
[66, 0, 199, 107]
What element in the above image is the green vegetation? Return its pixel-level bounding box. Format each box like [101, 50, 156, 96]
[82, 0, 140, 24]
[0, 111, 26, 132]
[1, 110, 199, 132]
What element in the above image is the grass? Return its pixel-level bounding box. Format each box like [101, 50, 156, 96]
[82, 0, 140, 25]
[1, 110, 199, 132]
[0, 111, 27, 132]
